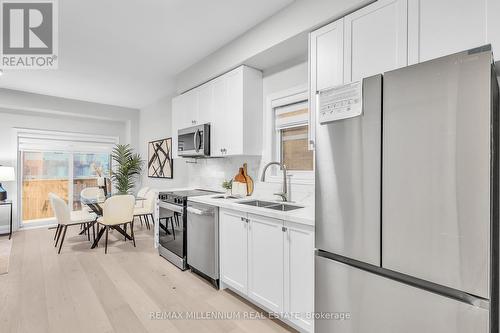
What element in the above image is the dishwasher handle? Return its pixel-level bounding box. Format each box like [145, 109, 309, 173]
[187, 206, 215, 216]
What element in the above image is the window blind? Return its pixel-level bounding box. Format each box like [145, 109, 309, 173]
[274, 100, 309, 130]
[17, 129, 118, 153]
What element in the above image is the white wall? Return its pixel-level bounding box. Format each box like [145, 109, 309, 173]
[263, 61, 308, 97]
[138, 94, 188, 190]
[0, 89, 139, 232]
[175, 0, 373, 93]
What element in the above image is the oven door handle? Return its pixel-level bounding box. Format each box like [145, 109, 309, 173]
[159, 201, 184, 214]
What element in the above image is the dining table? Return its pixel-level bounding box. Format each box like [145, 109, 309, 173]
[80, 194, 146, 249]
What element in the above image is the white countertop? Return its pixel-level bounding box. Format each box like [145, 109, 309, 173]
[188, 194, 314, 226]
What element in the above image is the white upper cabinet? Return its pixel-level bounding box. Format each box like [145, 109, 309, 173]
[218, 68, 245, 157]
[172, 89, 198, 130]
[213, 66, 262, 157]
[211, 76, 227, 157]
[196, 83, 214, 125]
[171, 92, 196, 159]
[172, 65, 262, 158]
[309, 18, 344, 149]
[344, 0, 408, 83]
[408, 0, 487, 65]
[310, 18, 344, 92]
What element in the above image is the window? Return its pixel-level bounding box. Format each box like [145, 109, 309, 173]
[17, 129, 117, 226]
[21, 151, 111, 222]
[280, 125, 313, 171]
[22, 152, 70, 222]
[274, 100, 314, 174]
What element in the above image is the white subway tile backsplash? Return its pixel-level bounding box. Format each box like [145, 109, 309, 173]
[168, 155, 315, 205]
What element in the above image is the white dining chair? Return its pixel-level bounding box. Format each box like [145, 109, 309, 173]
[96, 195, 136, 254]
[80, 187, 105, 204]
[80, 187, 105, 238]
[49, 193, 97, 254]
[133, 190, 156, 230]
[135, 187, 150, 207]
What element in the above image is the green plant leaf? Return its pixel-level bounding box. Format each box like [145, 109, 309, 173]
[111, 144, 144, 194]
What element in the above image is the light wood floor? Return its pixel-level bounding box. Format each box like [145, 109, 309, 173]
[0, 224, 295, 333]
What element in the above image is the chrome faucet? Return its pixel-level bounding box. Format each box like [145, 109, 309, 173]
[261, 161, 288, 202]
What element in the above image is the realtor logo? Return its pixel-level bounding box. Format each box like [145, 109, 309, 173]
[1, 0, 58, 69]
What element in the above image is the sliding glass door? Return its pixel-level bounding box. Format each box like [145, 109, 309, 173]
[22, 152, 70, 223]
[21, 151, 110, 226]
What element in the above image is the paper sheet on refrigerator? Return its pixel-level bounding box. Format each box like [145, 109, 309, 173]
[318, 81, 363, 124]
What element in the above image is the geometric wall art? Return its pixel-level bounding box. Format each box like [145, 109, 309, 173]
[148, 138, 173, 178]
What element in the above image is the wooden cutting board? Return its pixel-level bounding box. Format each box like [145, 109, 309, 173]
[232, 167, 248, 197]
[242, 163, 254, 195]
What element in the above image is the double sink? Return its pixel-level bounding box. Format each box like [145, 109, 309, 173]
[237, 200, 303, 211]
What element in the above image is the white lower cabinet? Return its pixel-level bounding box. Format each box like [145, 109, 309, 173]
[219, 209, 248, 294]
[219, 208, 314, 332]
[248, 214, 284, 313]
[284, 221, 315, 332]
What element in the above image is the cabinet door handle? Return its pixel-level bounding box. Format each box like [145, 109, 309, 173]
[282, 226, 287, 232]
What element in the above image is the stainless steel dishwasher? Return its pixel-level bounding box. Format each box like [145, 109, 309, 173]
[186, 201, 219, 288]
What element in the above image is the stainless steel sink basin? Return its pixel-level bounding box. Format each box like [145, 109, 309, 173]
[238, 200, 277, 207]
[237, 200, 304, 211]
[265, 204, 304, 211]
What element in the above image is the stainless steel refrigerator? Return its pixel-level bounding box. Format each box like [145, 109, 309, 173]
[315, 45, 499, 333]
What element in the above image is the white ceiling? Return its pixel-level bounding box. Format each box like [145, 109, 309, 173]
[0, 0, 294, 109]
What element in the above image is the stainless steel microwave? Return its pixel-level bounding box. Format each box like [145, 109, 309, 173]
[177, 123, 210, 157]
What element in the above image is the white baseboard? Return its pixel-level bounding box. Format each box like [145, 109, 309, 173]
[20, 223, 57, 231]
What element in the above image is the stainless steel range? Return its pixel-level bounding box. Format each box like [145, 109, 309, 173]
[157, 189, 219, 270]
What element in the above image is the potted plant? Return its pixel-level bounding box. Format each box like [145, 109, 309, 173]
[221, 179, 233, 198]
[111, 144, 144, 195]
